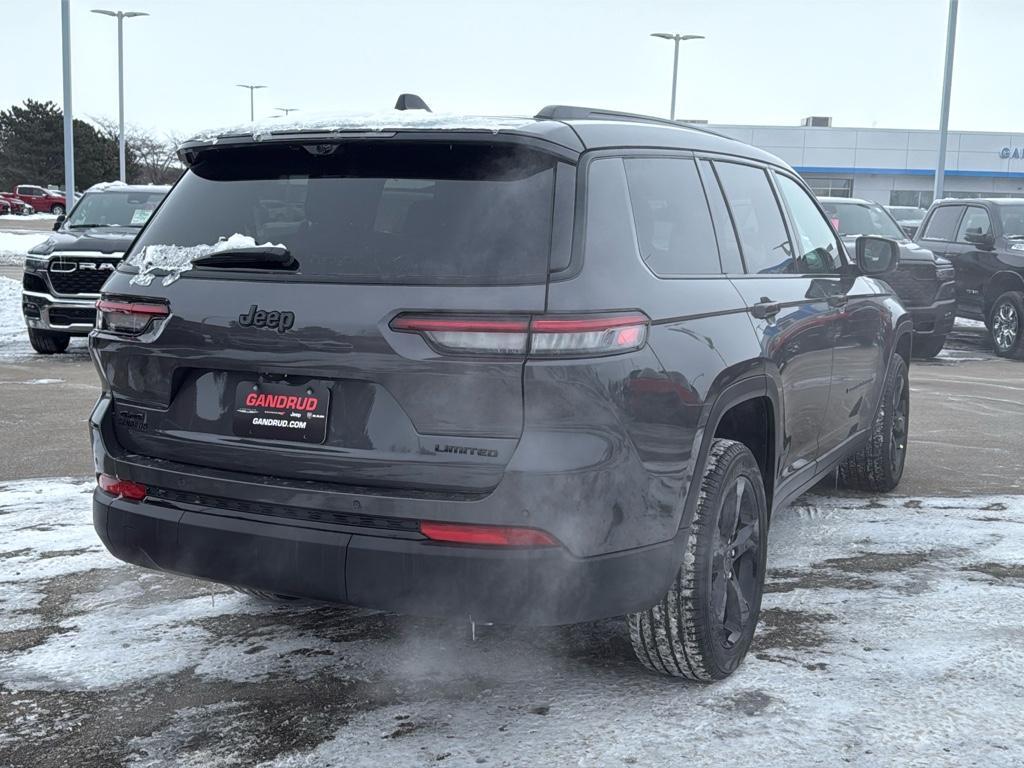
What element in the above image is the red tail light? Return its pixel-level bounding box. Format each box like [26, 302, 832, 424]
[97, 473, 148, 500]
[391, 312, 649, 357]
[96, 298, 169, 335]
[420, 521, 559, 547]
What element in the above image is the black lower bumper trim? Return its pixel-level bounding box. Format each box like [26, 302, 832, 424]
[94, 493, 681, 626]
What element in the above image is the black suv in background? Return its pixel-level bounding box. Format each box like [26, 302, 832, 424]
[819, 197, 956, 358]
[22, 183, 169, 353]
[90, 105, 911, 680]
[915, 198, 1024, 358]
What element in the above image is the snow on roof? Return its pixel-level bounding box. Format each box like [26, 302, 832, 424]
[85, 180, 128, 193]
[183, 110, 538, 146]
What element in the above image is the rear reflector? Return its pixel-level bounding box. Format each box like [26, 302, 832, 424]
[96, 298, 169, 335]
[97, 473, 148, 501]
[420, 521, 559, 547]
[391, 312, 649, 357]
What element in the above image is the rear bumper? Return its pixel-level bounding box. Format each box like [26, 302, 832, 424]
[909, 296, 956, 338]
[93, 491, 680, 625]
[22, 289, 96, 336]
[89, 393, 686, 625]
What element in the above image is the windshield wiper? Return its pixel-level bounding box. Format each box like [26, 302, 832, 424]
[192, 245, 298, 270]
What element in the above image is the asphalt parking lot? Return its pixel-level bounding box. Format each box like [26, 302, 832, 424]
[1, 312, 1022, 767]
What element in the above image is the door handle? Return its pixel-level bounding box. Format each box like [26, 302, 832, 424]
[751, 297, 781, 320]
[827, 293, 849, 308]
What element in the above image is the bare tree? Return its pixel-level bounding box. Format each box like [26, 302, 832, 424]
[92, 117, 184, 185]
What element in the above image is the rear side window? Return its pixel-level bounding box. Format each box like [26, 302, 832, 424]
[921, 205, 964, 241]
[131, 142, 564, 285]
[956, 206, 992, 241]
[713, 161, 794, 274]
[622, 157, 720, 276]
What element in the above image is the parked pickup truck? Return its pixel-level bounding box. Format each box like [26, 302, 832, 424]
[12, 184, 67, 215]
[21, 182, 169, 353]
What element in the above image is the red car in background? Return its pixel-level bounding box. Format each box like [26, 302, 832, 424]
[0, 192, 34, 215]
[11, 185, 65, 214]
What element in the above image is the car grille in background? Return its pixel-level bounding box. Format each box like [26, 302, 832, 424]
[48, 307, 97, 326]
[47, 256, 119, 295]
[885, 263, 940, 307]
[149, 487, 423, 534]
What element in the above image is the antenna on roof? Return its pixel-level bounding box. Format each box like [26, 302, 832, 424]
[395, 93, 431, 112]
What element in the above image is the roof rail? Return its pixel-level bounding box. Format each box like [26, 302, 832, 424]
[534, 105, 726, 138]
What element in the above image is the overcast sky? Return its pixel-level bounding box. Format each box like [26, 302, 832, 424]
[3, 0, 1021, 138]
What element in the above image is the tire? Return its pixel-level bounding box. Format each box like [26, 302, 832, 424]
[230, 586, 306, 603]
[912, 334, 946, 359]
[988, 291, 1024, 359]
[838, 354, 909, 492]
[51, 204, 65, 216]
[28, 328, 70, 354]
[627, 438, 768, 681]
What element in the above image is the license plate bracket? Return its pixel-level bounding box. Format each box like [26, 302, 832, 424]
[232, 381, 330, 444]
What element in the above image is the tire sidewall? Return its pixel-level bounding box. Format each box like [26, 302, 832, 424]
[692, 446, 769, 678]
[989, 291, 1024, 358]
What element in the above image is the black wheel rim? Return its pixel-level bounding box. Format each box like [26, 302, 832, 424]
[992, 301, 1020, 351]
[890, 369, 909, 474]
[710, 475, 761, 649]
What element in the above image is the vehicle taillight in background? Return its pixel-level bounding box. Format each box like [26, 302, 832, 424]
[96, 298, 169, 335]
[391, 312, 649, 357]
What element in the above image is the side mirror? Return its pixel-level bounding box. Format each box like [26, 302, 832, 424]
[52, 214, 66, 231]
[963, 231, 995, 249]
[855, 235, 900, 275]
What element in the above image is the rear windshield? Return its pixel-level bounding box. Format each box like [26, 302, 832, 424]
[66, 190, 166, 228]
[128, 142, 563, 284]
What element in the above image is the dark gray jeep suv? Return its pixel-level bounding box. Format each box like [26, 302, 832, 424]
[90, 105, 912, 680]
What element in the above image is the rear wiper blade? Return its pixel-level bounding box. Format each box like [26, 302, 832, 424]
[192, 246, 298, 270]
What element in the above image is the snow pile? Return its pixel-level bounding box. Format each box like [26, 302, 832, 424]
[0, 212, 59, 222]
[1, 481, 1024, 766]
[125, 233, 286, 286]
[0, 232, 48, 264]
[0, 277, 33, 357]
[185, 110, 536, 146]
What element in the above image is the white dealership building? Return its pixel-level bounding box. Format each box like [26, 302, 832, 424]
[705, 118, 1024, 209]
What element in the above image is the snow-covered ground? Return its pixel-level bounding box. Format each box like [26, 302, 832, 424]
[0, 232, 47, 265]
[0, 213, 58, 222]
[0, 277, 90, 360]
[1, 479, 1022, 767]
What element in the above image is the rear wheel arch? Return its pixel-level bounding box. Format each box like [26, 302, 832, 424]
[683, 376, 779, 530]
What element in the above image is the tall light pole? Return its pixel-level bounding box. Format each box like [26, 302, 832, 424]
[933, 0, 959, 202]
[92, 9, 148, 183]
[61, 0, 74, 202]
[650, 32, 705, 121]
[237, 84, 267, 122]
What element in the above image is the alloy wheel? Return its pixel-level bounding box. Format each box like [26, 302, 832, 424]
[710, 475, 761, 648]
[992, 301, 1020, 352]
[890, 371, 909, 475]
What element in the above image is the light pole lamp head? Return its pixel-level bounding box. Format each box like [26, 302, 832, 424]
[650, 32, 705, 42]
[92, 9, 149, 18]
